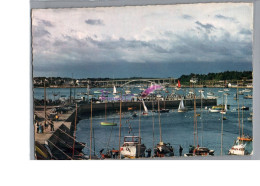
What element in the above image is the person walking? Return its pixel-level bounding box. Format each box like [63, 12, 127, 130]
[50, 121, 54, 131]
[179, 145, 183, 156]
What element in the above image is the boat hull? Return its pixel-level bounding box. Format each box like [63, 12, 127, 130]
[100, 122, 117, 126]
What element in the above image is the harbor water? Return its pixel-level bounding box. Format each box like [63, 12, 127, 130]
[34, 87, 253, 157]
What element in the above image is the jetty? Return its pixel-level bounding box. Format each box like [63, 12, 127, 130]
[78, 98, 217, 114]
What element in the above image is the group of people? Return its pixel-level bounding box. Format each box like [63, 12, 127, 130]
[35, 120, 55, 134]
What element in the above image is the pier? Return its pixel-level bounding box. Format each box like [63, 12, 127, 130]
[78, 98, 217, 115]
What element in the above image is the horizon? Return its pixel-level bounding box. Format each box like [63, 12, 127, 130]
[33, 70, 253, 80]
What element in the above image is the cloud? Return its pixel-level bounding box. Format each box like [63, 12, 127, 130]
[239, 28, 252, 35]
[85, 19, 104, 25]
[195, 21, 216, 33]
[32, 27, 50, 37]
[182, 14, 193, 20]
[40, 20, 54, 27]
[215, 14, 238, 23]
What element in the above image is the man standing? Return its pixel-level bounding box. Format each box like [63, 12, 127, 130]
[179, 145, 183, 156]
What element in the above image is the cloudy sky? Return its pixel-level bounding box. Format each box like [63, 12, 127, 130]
[32, 3, 253, 78]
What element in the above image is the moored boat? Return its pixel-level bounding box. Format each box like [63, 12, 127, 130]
[120, 136, 146, 158]
[100, 122, 117, 126]
[178, 97, 188, 112]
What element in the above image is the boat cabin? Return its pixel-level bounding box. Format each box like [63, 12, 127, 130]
[123, 136, 141, 144]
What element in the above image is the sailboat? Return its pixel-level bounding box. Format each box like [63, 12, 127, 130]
[113, 85, 117, 95]
[175, 80, 181, 90]
[154, 100, 174, 157]
[120, 103, 146, 158]
[228, 81, 253, 155]
[100, 102, 117, 126]
[142, 99, 149, 115]
[220, 94, 228, 114]
[184, 86, 214, 157]
[178, 97, 188, 112]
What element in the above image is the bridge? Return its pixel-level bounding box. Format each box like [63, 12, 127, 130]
[91, 78, 176, 87]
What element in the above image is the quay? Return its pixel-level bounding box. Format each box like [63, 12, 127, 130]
[34, 106, 85, 160]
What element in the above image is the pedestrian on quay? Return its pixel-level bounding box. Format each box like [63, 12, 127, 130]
[146, 148, 152, 158]
[39, 124, 43, 133]
[50, 121, 54, 131]
[179, 145, 183, 156]
[35, 121, 39, 133]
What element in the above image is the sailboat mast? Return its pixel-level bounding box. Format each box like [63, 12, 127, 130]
[158, 100, 162, 142]
[221, 94, 224, 156]
[118, 93, 122, 159]
[201, 91, 203, 147]
[139, 103, 141, 140]
[72, 104, 78, 159]
[44, 80, 46, 125]
[105, 102, 107, 121]
[242, 101, 244, 138]
[237, 81, 241, 138]
[90, 100, 93, 160]
[152, 101, 155, 154]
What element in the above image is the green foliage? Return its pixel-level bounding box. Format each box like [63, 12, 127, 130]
[178, 71, 252, 84]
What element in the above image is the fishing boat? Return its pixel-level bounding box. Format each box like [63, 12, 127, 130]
[120, 136, 146, 158]
[224, 88, 229, 91]
[228, 136, 252, 156]
[178, 97, 188, 112]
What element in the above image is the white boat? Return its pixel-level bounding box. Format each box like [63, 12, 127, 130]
[228, 137, 252, 156]
[243, 89, 251, 93]
[120, 136, 146, 158]
[228, 144, 247, 155]
[125, 90, 131, 94]
[207, 95, 218, 99]
[224, 89, 229, 91]
[218, 90, 224, 93]
[113, 85, 117, 94]
[178, 97, 188, 112]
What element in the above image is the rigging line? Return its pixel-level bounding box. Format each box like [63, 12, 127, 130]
[52, 134, 82, 155]
[47, 140, 73, 160]
[56, 126, 100, 155]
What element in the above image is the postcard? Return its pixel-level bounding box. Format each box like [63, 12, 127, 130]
[32, 3, 253, 160]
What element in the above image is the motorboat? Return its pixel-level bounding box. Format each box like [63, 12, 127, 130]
[184, 145, 214, 157]
[154, 142, 174, 157]
[120, 136, 146, 158]
[228, 136, 252, 155]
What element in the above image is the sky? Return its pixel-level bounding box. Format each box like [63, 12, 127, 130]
[32, 3, 253, 78]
